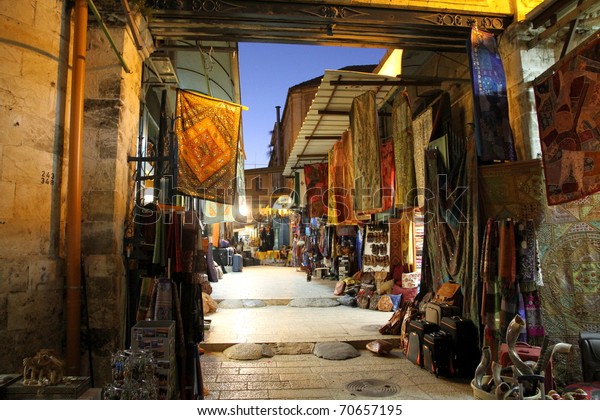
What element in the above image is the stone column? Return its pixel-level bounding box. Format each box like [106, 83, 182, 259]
[81, 19, 142, 385]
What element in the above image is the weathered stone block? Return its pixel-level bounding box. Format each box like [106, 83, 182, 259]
[0, 45, 23, 78]
[88, 297, 123, 330]
[7, 289, 62, 331]
[84, 190, 116, 222]
[98, 128, 119, 159]
[0, 295, 8, 330]
[82, 157, 117, 191]
[14, 182, 54, 222]
[0, 180, 16, 219]
[0, 259, 28, 293]
[81, 221, 120, 254]
[86, 276, 120, 303]
[0, 220, 54, 257]
[29, 258, 63, 292]
[85, 254, 125, 279]
[2, 145, 55, 185]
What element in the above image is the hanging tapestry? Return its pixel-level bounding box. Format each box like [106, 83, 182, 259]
[412, 92, 452, 209]
[468, 27, 516, 162]
[304, 162, 328, 218]
[174, 90, 242, 204]
[478, 159, 545, 224]
[327, 133, 357, 225]
[412, 107, 432, 209]
[533, 34, 600, 205]
[350, 90, 382, 213]
[422, 135, 480, 325]
[380, 141, 395, 212]
[392, 91, 417, 208]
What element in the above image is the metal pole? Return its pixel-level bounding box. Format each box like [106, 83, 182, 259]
[66, 0, 88, 376]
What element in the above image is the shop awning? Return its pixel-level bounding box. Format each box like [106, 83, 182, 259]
[283, 69, 400, 176]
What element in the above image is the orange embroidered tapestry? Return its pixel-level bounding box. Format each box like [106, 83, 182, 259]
[175, 90, 241, 204]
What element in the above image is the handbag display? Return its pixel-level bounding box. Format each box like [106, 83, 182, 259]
[333, 280, 346, 296]
[369, 293, 382, 310]
[356, 289, 372, 309]
[377, 295, 394, 312]
[432, 280, 463, 307]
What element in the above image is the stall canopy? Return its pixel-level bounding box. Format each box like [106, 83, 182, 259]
[283, 69, 400, 177]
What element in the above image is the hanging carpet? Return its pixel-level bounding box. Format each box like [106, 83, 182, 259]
[304, 162, 329, 218]
[380, 140, 395, 212]
[328, 130, 358, 225]
[533, 34, 600, 205]
[468, 27, 516, 162]
[392, 91, 417, 209]
[174, 89, 242, 204]
[350, 90, 382, 213]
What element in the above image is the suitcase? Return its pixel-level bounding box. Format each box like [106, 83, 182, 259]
[423, 330, 453, 377]
[232, 254, 243, 272]
[440, 316, 480, 378]
[424, 302, 461, 325]
[579, 332, 600, 382]
[499, 341, 553, 392]
[406, 319, 440, 367]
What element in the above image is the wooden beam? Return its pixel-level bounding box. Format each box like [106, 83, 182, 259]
[527, 0, 598, 49]
[304, 135, 341, 140]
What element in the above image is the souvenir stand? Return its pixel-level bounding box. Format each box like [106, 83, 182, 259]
[121, 89, 245, 399]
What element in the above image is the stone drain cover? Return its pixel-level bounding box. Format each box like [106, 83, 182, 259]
[346, 379, 400, 397]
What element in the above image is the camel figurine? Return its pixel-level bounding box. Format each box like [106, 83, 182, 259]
[22, 349, 64, 386]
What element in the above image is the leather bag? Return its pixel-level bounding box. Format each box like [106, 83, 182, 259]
[432, 281, 463, 307]
[333, 280, 346, 296]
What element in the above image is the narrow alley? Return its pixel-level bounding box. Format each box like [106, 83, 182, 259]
[200, 265, 473, 400]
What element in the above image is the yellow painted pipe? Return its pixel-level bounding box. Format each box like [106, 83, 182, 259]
[66, 0, 88, 376]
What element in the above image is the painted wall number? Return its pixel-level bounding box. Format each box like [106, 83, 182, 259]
[41, 171, 55, 185]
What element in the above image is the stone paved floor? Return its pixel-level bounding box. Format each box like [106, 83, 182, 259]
[200, 264, 475, 400]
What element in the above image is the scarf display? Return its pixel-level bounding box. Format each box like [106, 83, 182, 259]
[174, 89, 242, 204]
[350, 90, 382, 213]
[468, 27, 516, 162]
[533, 34, 600, 205]
[327, 132, 358, 225]
[480, 218, 545, 358]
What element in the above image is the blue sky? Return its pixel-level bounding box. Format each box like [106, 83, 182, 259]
[238, 43, 386, 169]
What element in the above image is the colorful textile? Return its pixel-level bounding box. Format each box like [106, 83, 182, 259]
[304, 162, 328, 218]
[422, 134, 479, 325]
[174, 90, 242, 204]
[350, 90, 382, 213]
[380, 141, 395, 211]
[412, 107, 431, 209]
[392, 91, 417, 208]
[327, 131, 358, 225]
[468, 27, 516, 162]
[533, 34, 600, 205]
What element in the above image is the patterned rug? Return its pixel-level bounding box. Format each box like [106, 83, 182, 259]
[304, 162, 328, 218]
[350, 90, 382, 213]
[174, 90, 242, 204]
[469, 27, 516, 162]
[533, 34, 600, 205]
[392, 91, 417, 208]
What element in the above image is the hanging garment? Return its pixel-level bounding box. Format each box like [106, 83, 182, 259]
[174, 89, 242, 204]
[350, 90, 382, 213]
[327, 130, 359, 225]
[468, 27, 516, 162]
[392, 91, 417, 209]
[380, 141, 395, 211]
[533, 34, 600, 205]
[136, 277, 155, 322]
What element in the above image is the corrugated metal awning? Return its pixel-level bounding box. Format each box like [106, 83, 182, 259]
[283, 69, 399, 176]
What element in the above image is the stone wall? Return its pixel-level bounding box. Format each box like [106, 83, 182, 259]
[81, 18, 142, 386]
[0, 1, 69, 373]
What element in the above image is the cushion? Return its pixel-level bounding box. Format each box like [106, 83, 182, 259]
[393, 285, 418, 303]
[401, 272, 421, 288]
